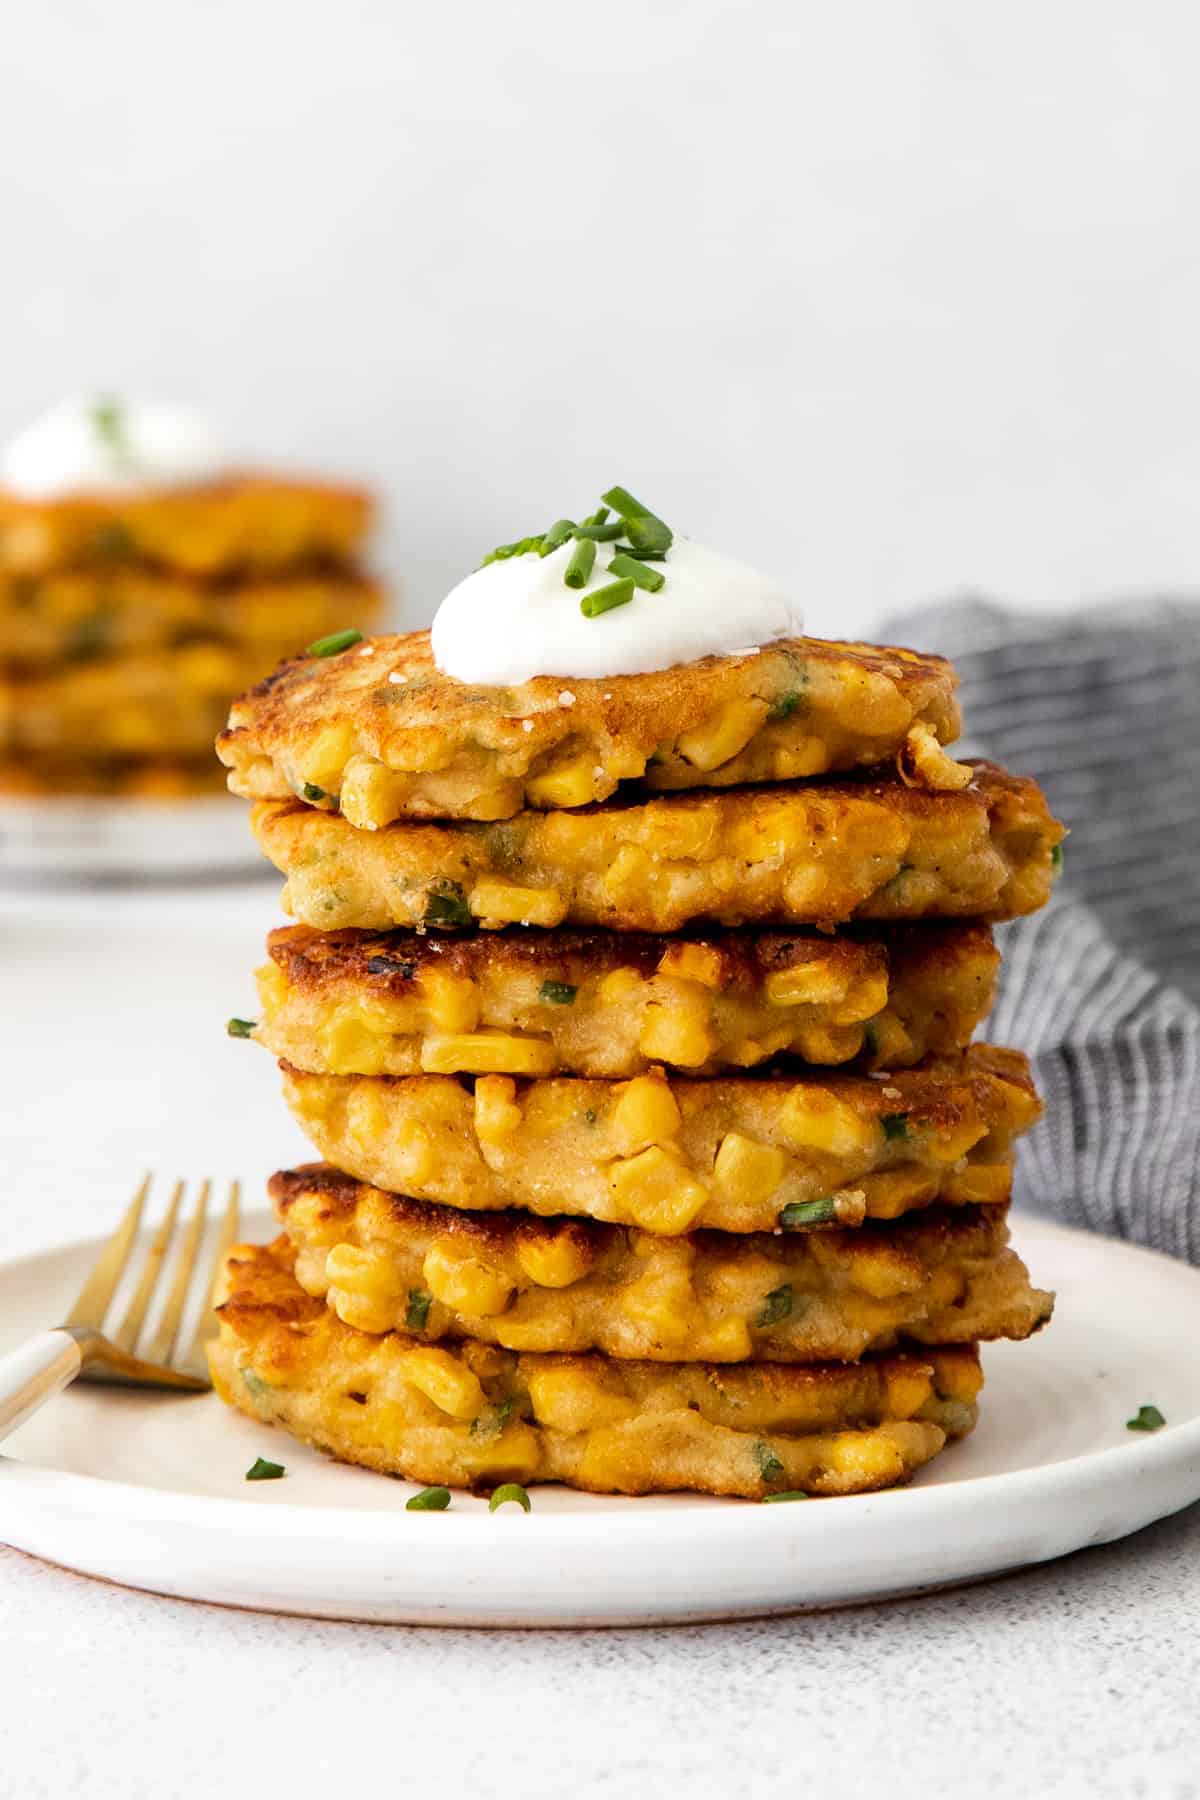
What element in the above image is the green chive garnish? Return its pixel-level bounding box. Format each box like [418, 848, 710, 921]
[580, 506, 610, 528]
[424, 881, 472, 928]
[779, 1197, 837, 1228]
[245, 1457, 285, 1481]
[302, 782, 327, 803]
[1127, 1404, 1166, 1432]
[601, 485, 653, 519]
[608, 552, 665, 593]
[580, 577, 635, 619]
[768, 692, 804, 721]
[572, 521, 623, 542]
[406, 1289, 433, 1330]
[226, 1017, 256, 1038]
[539, 980, 577, 1004]
[881, 1113, 910, 1141]
[307, 629, 363, 657]
[624, 512, 673, 556]
[90, 398, 127, 452]
[1051, 843, 1064, 871]
[609, 545, 667, 562]
[754, 1442, 786, 1483]
[539, 518, 576, 556]
[489, 1482, 532, 1512]
[762, 1490, 809, 1504]
[757, 1284, 793, 1327]
[406, 1486, 451, 1511]
[564, 538, 596, 589]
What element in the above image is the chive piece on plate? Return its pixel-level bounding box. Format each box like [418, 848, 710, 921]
[301, 782, 327, 803]
[580, 577, 635, 619]
[424, 881, 472, 928]
[564, 538, 597, 589]
[406, 1485, 452, 1511]
[489, 1482, 532, 1513]
[226, 1017, 256, 1038]
[539, 979, 577, 1004]
[406, 1289, 433, 1330]
[608, 552, 665, 592]
[757, 1284, 793, 1327]
[881, 1113, 910, 1141]
[601, 485, 653, 520]
[580, 505, 610, 528]
[1126, 1404, 1166, 1431]
[245, 1457, 285, 1481]
[754, 1442, 786, 1483]
[307, 628, 363, 657]
[539, 518, 576, 556]
[623, 512, 673, 556]
[779, 1197, 837, 1229]
[762, 1490, 809, 1504]
[1051, 843, 1064, 871]
[768, 692, 804, 721]
[572, 521, 623, 542]
[90, 398, 126, 451]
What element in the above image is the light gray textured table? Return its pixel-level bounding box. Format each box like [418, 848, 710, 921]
[2, 882, 1198, 1800]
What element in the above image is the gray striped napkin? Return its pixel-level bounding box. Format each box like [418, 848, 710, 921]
[886, 598, 1200, 1263]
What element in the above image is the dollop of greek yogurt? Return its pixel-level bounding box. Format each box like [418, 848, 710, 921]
[1, 396, 227, 498]
[431, 535, 804, 683]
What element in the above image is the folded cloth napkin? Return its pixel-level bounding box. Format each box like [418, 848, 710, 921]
[885, 598, 1200, 1262]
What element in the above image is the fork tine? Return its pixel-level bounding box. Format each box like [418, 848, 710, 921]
[64, 1173, 152, 1329]
[183, 1178, 241, 1371]
[112, 1179, 184, 1352]
[142, 1179, 209, 1367]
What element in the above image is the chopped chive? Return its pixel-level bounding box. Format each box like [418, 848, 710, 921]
[406, 1485, 452, 1511]
[608, 552, 665, 592]
[1126, 1404, 1166, 1432]
[245, 1456, 285, 1481]
[539, 518, 576, 556]
[754, 1442, 786, 1483]
[90, 398, 127, 452]
[572, 521, 623, 542]
[881, 1113, 910, 1141]
[482, 536, 543, 566]
[424, 880, 472, 928]
[757, 1283, 793, 1327]
[762, 1490, 809, 1504]
[581, 506, 610, 528]
[471, 1397, 516, 1442]
[301, 782, 327, 803]
[564, 538, 596, 589]
[539, 979, 578, 1004]
[779, 1197, 837, 1229]
[406, 1289, 433, 1330]
[609, 545, 667, 562]
[1051, 843, 1064, 871]
[307, 629, 363, 657]
[241, 1369, 271, 1399]
[580, 577, 635, 619]
[226, 1017, 256, 1038]
[489, 1482, 532, 1512]
[601, 485, 654, 520]
[623, 512, 673, 556]
[768, 692, 804, 721]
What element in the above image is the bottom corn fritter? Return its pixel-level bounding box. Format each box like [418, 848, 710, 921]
[274, 1167, 1052, 1362]
[210, 1239, 982, 1498]
[279, 1045, 1040, 1236]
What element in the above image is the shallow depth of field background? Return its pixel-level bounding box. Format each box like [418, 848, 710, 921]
[4, 0, 1200, 633]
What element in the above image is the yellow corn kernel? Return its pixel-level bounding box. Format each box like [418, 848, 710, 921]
[932, 1351, 985, 1404]
[474, 1075, 523, 1142]
[515, 1230, 593, 1289]
[655, 941, 725, 988]
[329, 1290, 399, 1335]
[928, 1118, 988, 1164]
[942, 1162, 1011, 1206]
[831, 972, 890, 1025]
[712, 1132, 789, 1207]
[764, 961, 850, 1009]
[845, 1243, 920, 1300]
[421, 1032, 556, 1076]
[398, 1346, 485, 1419]
[392, 1122, 436, 1186]
[296, 721, 355, 792]
[619, 1269, 693, 1348]
[324, 1242, 405, 1301]
[469, 879, 566, 928]
[793, 1023, 864, 1065]
[422, 1239, 514, 1318]
[859, 1167, 940, 1220]
[767, 737, 829, 779]
[602, 844, 652, 906]
[898, 720, 973, 792]
[417, 968, 479, 1033]
[610, 1074, 682, 1152]
[527, 1367, 636, 1431]
[608, 1145, 708, 1234]
[780, 1088, 877, 1158]
[339, 757, 414, 831]
[458, 1421, 542, 1484]
[597, 967, 643, 1006]
[317, 999, 399, 1076]
[254, 959, 289, 1017]
[695, 1316, 753, 1360]
[885, 1367, 934, 1419]
[638, 994, 714, 1068]
[675, 697, 769, 772]
[526, 756, 597, 809]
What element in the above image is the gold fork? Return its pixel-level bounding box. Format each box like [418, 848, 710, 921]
[0, 1175, 240, 1444]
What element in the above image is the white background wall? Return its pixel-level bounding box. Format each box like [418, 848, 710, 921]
[5, 0, 1200, 638]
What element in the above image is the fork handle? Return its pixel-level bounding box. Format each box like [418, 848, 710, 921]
[0, 1330, 84, 1444]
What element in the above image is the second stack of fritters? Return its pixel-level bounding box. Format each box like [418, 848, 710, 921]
[210, 628, 1062, 1500]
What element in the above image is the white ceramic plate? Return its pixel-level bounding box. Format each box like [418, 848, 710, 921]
[2, 1213, 1198, 1627]
[0, 794, 262, 880]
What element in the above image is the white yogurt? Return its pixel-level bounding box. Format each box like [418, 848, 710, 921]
[431, 534, 803, 684]
[1, 397, 227, 497]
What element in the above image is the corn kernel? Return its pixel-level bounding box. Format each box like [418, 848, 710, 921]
[317, 999, 398, 1076]
[423, 1239, 514, 1317]
[418, 969, 480, 1033]
[597, 967, 643, 1005]
[391, 1121, 436, 1186]
[324, 1242, 405, 1301]
[296, 721, 355, 792]
[398, 1346, 485, 1418]
[602, 844, 652, 906]
[339, 757, 414, 831]
[845, 1243, 919, 1300]
[898, 720, 973, 792]
[527, 1367, 636, 1431]
[474, 1075, 523, 1142]
[254, 959, 289, 1017]
[885, 1367, 934, 1418]
[421, 1032, 557, 1076]
[695, 1316, 754, 1360]
[942, 1162, 1011, 1205]
[831, 972, 890, 1024]
[928, 1118, 988, 1164]
[526, 756, 597, 809]
[712, 1132, 789, 1207]
[764, 961, 850, 1008]
[780, 1088, 877, 1157]
[332, 1290, 400, 1334]
[515, 1230, 593, 1289]
[675, 698, 769, 771]
[656, 942, 724, 988]
[859, 1167, 940, 1220]
[793, 1023, 863, 1064]
[638, 994, 714, 1068]
[469, 879, 566, 927]
[610, 1075, 682, 1152]
[609, 1146, 708, 1234]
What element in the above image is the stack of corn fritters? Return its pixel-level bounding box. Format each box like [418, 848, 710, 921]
[210, 629, 1062, 1500]
[0, 475, 382, 799]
